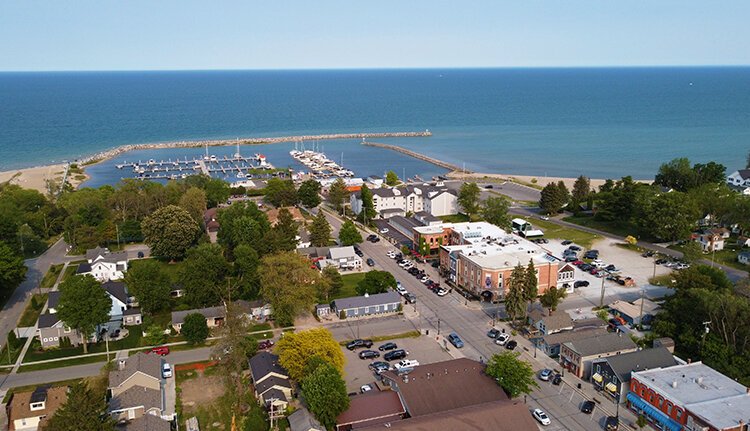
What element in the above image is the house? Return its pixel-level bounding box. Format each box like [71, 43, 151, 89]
[323, 246, 362, 270]
[236, 299, 272, 320]
[737, 236, 750, 248]
[609, 299, 661, 327]
[7, 386, 68, 431]
[79, 247, 129, 281]
[739, 251, 750, 265]
[296, 227, 311, 249]
[590, 347, 679, 403]
[694, 232, 725, 252]
[265, 207, 305, 226]
[315, 303, 331, 318]
[559, 332, 638, 379]
[335, 391, 406, 431]
[115, 414, 172, 431]
[528, 308, 574, 336]
[108, 352, 175, 422]
[249, 352, 292, 410]
[102, 281, 131, 325]
[535, 327, 608, 357]
[350, 184, 458, 219]
[709, 227, 731, 239]
[288, 407, 324, 431]
[37, 312, 84, 349]
[629, 362, 750, 431]
[122, 308, 143, 326]
[203, 208, 220, 243]
[171, 306, 225, 333]
[332, 291, 401, 319]
[726, 169, 750, 188]
[557, 263, 575, 285]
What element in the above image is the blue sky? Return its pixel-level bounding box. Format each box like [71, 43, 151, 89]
[1, 1, 748, 71]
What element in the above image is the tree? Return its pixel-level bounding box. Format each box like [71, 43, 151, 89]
[124, 260, 171, 314]
[144, 324, 167, 345]
[264, 178, 298, 207]
[556, 181, 570, 208]
[57, 275, 111, 354]
[680, 241, 704, 264]
[504, 264, 526, 324]
[637, 192, 699, 241]
[539, 182, 566, 215]
[217, 201, 271, 255]
[356, 270, 397, 296]
[43, 381, 115, 431]
[457, 182, 481, 217]
[213, 303, 258, 417]
[655, 158, 696, 192]
[302, 362, 350, 429]
[309, 211, 332, 247]
[321, 266, 343, 300]
[178, 187, 208, 226]
[338, 219, 362, 246]
[571, 175, 591, 211]
[233, 244, 260, 300]
[327, 178, 349, 212]
[182, 313, 209, 345]
[522, 260, 538, 319]
[674, 265, 733, 292]
[485, 351, 538, 398]
[141, 205, 201, 261]
[179, 243, 231, 307]
[357, 184, 376, 223]
[480, 196, 511, 229]
[276, 328, 345, 381]
[259, 252, 322, 326]
[539, 286, 567, 311]
[385, 170, 399, 186]
[268, 208, 299, 252]
[0, 242, 27, 297]
[298, 179, 322, 208]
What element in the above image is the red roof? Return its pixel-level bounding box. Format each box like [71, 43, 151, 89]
[336, 391, 405, 429]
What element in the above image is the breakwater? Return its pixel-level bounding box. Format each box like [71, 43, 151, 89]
[360, 141, 471, 173]
[79, 131, 432, 166]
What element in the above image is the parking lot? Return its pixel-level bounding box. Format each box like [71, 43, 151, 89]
[341, 334, 453, 393]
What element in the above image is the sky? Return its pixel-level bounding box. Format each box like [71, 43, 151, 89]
[1, 1, 748, 71]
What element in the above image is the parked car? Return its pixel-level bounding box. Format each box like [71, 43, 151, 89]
[505, 340, 518, 350]
[379, 228, 389, 234]
[366, 258, 375, 267]
[539, 369, 553, 381]
[367, 234, 378, 242]
[484, 184, 494, 189]
[394, 359, 419, 370]
[404, 293, 417, 304]
[162, 363, 172, 378]
[354, 248, 364, 257]
[378, 342, 398, 351]
[149, 346, 170, 356]
[580, 400, 595, 414]
[359, 350, 380, 360]
[568, 245, 582, 251]
[369, 361, 391, 374]
[579, 263, 593, 271]
[573, 280, 590, 288]
[487, 328, 500, 339]
[386, 250, 396, 258]
[561, 240, 573, 245]
[495, 333, 510, 345]
[384, 349, 408, 361]
[420, 275, 430, 283]
[360, 384, 373, 393]
[565, 255, 578, 262]
[436, 288, 449, 297]
[346, 339, 374, 350]
[398, 260, 412, 268]
[447, 332, 464, 348]
[605, 416, 620, 431]
[258, 340, 274, 350]
[552, 374, 562, 385]
[396, 285, 408, 295]
[532, 409, 551, 426]
[540, 215, 550, 221]
[605, 264, 618, 272]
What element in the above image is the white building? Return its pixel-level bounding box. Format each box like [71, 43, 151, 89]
[78, 247, 128, 281]
[321, 246, 362, 270]
[726, 169, 750, 188]
[350, 184, 458, 218]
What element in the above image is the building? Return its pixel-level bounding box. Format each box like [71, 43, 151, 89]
[108, 352, 175, 422]
[511, 218, 545, 238]
[37, 312, 83, 349]
[203, 208, 220, 243]
[423, 222, 559, 301]
[116, 414, 172, 431]
[528, 308, 574, 336]
[590, 347, 679, 403]
[609, 299, 661, 327]
[249, 352, 292, 410]
[236, 299, 272, 320]
[323, 246, 362, 271]
[171, 306, 225, 333]
[101, 281, 132, 328]
[335, 391, 406, 431]
[694, 232, 725, 252]
[726, 169, 750, 189]
[7, 386, 68, 431]
[77, 247, 129, 282]
[350, 184, 458, 219]
[559, 332, 638, 379]
[332, 291, 401, 319]
[629, 362, 750, 431]
[536, 327, 608, 357]
[288, 407, 324, 431]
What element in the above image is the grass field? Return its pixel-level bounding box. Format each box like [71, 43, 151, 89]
[41, 264, 64, 289]
[18, 294, 48, 327]
[334, 272, 366, 300]
[129, 258, 184, 283]
[562, 214, 654, 242]
[519, 216, 600, 249]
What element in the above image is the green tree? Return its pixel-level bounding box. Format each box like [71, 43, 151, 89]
[457, 182, 481, 217]
[504, 264, 526, 324]
[217, 201, 271, 255]
[179, 243, 231, 307]
[357, 184, 376, 223]
[182, 312, 209, 345]
[57, 275, 111, 354]
[385, 170, 399, 186]
[680, 241, 704, 264]
[321, 265, 343, 300]
[480, 196, 511, 229]
[276, 328, 345, 381]
[141, 205, 201, 261]
[264, 178, 298, 207]
[556, 181, 570, 208]
[637, 192, 699, 241]
[674, 265, 733, 292]
[523, 260, 538, 319]
[233, 244, 260, 300]
[124, 260, 171, 314]
[338, 219, 362, 246]
[539, 286, 567, 312]
[302, 362, 350, 429]
[327, 178, 349, 213]
[309, 211, 332, 247]
[0, 242, 27, 297]
[571, 175, 591, 211]
[298, 179, 322, 208]
[268, 207, 299, 252]
[178, 187, 208, 226]
[356, 270, 397, 296]
[539, 182, 566, 215]
[259, 252, 321, 326]
[655, 158, 696, 192]
[485, 351, 539, 398]
[144, 324, 167, 345]
[43, 381, 115, 431]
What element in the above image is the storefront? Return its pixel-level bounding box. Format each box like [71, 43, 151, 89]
[626, 393, 682, 431]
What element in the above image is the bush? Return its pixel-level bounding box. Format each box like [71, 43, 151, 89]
[339, 310, 347, 320]
[182, 313, 209, 345]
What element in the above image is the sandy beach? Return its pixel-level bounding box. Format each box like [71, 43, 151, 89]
[447, 171, 614, 190]
[0, 164, 88, 194]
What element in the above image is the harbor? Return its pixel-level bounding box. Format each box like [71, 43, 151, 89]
[289, 141, 354, 179]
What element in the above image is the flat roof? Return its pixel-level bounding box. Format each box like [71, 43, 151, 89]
[686, 394, 750, 430]
[632, 362, 747, 405]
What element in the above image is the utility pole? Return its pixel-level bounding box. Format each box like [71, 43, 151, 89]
[701, 320, 711, 350]
[638, 289, 645, 328]
[599, 276, 606, 308]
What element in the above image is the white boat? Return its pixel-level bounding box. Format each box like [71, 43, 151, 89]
[236, 172, 246, 179]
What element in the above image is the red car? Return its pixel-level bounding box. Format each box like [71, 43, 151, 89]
[572, 260, 584, 266]
[149, 346, 170, 356]
[258, 340, 274, 350]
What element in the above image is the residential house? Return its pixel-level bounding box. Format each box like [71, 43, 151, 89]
[350, 184, 458, 219]
[78, 247, 129, 281]
[332, 291, 401, 319]
[236, 299, 272, 320]
[37, 312, 83, 349]
[590, 347, 679, 403]
[265, 206, 305, 226]
[171, 306, 225, 333]
[115, 414, 172, 431]
[535, 327, 608, 357]
[694, 232, 725, 252]
[739, 251, 750, 265]
[101, 281, 131, 327]
[249, 352, 292, 410]
[203, 208, 220, 243]
[335, 391, 406, 431]
[558, 263, 575, 286]
[108, 352, 175, 422]
[7, 386, 68, 431]
[528, 308, 574, 336]
[288, 407, 324, 431]
[726, 169, 750, 190]
[559, 332, 638, 379]
[122, 308, 143, 326]
[609, 299, 661, 327]
[322, 246, 362, 271]
[629, 362, 750, 431]
[315, 303, 331, 318]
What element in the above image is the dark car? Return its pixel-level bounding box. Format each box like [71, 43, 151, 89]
[366, 258, 375, 267]
[484, 184, 494, 189]
[655, 258, 667, 265]
[404, 293, 416, 304]
[367, 234, 377, 241]
[369, 361, 390, 374]
[565, 255, 578, 262]
[137, 251, 145, 258]
[605, 416, 619, 431]
[584, 251, 599, 259]
[505, 340, 518, 350]
[552, 374, 562, 385]
[561, 240, 573, 245]
[605, 264, 617, 271]
[581, 400, 595, 414]
[384, 349, 408, 361]
[568, 245, 582, 251]
[378, 342, 398, 351]
[487, 328, 500, 339]
[346, 339, 374, 350]
[354, 249, 364, 257]
[580, 263, 593, 271]
[359, 350, 380, 360]
[574, 280, 590, 288]
[258, 340, 274, 350]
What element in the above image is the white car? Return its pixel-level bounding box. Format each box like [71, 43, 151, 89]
[394, 359, 420, 370]
[402, 263, 414, 270]
[398, 260, 412, 268]
[396, 285, 408, 295]
[162, 362, 173, 378]
[436, 288, 448, 297]
[532, 408, 551, 426]
[495, 333, 510, 345]
[360, 384, 373, 393]
[380, 228, 389, 234]
[592, 259, 606, 268]
[420, 275, 430, 283]
[386, 251, 396, 258]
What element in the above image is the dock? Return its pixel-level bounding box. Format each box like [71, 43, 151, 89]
[116, 151, 275, 181]
[360, 141, 471, 173]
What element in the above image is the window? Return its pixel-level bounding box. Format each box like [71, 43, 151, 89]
[666, 402, 673, 415]
[596, 364, 601, 373]
[675, 408, 683, 420]
[30, 402, 45, 411]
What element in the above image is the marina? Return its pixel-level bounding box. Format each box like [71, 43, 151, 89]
[289, 141, 355, 179]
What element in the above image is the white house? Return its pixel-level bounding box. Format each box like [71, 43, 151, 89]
[322, 246, 362, 270]
[726, 169, 750, 188]
[78, 247, 128, 281]
[350, 184, 458, 219]
[695, 233, 725, 252]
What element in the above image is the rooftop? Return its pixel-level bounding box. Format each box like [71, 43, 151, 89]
[336, 390, 405, 428]
[686, 394, 750, 430]
[171, 305, 225, 325]
[109, 352, 162, 388]
[563, 332, 637, 357]
[541, 327, 609, 346]
[529, 308, 574, 331]
[333, 291, 401, 311]
[249, 351, 288, 382]
[103, 281, 129, 304]
[109, 386, 162, 413]
[288, 407, 324, 431]
[117, 414, 172, 431]
[8, 386, 67, 427]
[37, 312, 61, 328]
[633, 362, 748, 405]
[595, 347, 677, 382]
[328, 246, 357, 260]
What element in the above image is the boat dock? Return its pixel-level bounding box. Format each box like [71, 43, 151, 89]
[360, 141, 471, 173]
[289, 143, 355, 180]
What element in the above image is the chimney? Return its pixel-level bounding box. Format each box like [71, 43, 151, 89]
[672, 381, 678, 388]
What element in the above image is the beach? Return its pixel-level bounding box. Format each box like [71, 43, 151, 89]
[0, 164, 87, 194]
[447, 171, 612, 190]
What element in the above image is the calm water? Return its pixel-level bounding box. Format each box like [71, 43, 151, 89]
[1, 68, 749, 184]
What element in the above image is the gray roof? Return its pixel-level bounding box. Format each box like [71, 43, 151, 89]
[86, 246, 109, 261]
[595, 347, 677, 382]
[109, 386, 161, 412]
[529, 308, 574, 332]
[414, 211, 440, 222]
[103, 281, 129, 304]
[123, 307, 142, 316]
[76, 262, 92, 274]
[171, 306, 225, 326]
[38, 312, 61, 328]
[255, 375, 292, 396]
[541, 327, 608, 347]
[118, 414, 171, 431]
[370, 188, 396, 198]
[632, 362, 747, 406]
[380, 208, 405, 215]
[328, 246, 356, 260]
[86, 247, 128, 263]
[288, 407, 324, 431]
[249, 352, 288, 382]
[297, 246, 330, 259]
[47, 291, 60, 310]
[564, 332, 637, 357]
[109, 352, 162, 387]
[261, 388, 288, 404]
[333, 291, 401, 311]
[686, 394, 750, 430]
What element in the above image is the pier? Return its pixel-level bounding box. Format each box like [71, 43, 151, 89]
[360, 141, 471, 173]
[117, 151, 276, 181]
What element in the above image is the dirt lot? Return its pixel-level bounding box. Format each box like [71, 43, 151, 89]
[180, 372, 225, 410]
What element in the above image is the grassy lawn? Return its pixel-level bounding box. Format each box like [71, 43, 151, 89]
[41, 264, 64, 289]
[61, 264, 79, 283]
[249, 323, 272, 332]
[18, 294, 48, 327]
[518, 216, 600, 249]
[0, 338, 28, 366]
[129, 258, 184, 283]
[24, 327, 144, 362]
[708, 248, 750, 271]
[333, 273, 366, 300]
[649, 274, 676, 287]
[438, 214, 470, 223]
[18, 355, 108, 373]
[562, 214, 655, 242]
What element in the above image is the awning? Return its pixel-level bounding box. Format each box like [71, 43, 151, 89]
[605, 382, 618, 393]
[626, 393, 681, 431]
[592, 373, 603, 383]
